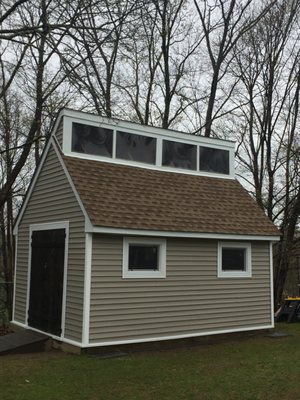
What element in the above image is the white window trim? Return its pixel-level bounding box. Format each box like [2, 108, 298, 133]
[218, 242, 252, 278]
[122, 237, 166, 279]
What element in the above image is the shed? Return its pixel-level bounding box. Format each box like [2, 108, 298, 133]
[12, 108, 280, 349]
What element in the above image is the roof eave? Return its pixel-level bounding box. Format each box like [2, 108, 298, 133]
[89, 225, 280, 241]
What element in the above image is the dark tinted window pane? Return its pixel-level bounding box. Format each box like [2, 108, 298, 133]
[162, 140, 197, 170]
[222, 248, 246, 271]
[116, 131, 156, 164]
[72, 122, 112, 158]
[200, 147, 229, 174]
[129, 245, 159, 270]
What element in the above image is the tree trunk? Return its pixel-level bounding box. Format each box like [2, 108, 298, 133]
[274, 239, 289, 309]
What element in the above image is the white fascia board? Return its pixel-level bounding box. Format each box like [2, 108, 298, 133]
[13, 138, 93, 235]
[61, 108, 236, 149]
[90, 226, 280, 242]
[13, 138, 53, 235]
[51, 140, 93, 232]
[49, 111, 64, 144]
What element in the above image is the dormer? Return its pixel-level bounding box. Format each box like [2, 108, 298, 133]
[53, 108, 235, 179]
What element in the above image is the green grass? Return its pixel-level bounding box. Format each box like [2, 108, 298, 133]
[1, 324, 300, 400]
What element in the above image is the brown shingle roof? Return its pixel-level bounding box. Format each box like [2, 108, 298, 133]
[63, 156, 279, 237]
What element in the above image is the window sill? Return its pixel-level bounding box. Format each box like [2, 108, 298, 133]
[123, 270, 166, 279]
[218, 271, 252, 278]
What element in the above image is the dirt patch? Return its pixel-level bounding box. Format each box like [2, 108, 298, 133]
[0, 325, 14, 336]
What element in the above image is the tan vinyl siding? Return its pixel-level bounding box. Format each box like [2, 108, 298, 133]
[54, 118, 63, 147]
[90, 235, 271, 343]
[14, 144, 85, 342]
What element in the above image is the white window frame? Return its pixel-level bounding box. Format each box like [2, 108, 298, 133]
[61, 111, 235, 179]
[218, 242, 252, 278]
[122, 237, 166, 279]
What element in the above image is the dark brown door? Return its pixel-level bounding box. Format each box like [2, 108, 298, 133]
[28, 228, 66, 336]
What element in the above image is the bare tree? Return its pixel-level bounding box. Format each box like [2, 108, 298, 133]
[114, 2, 163, 125]
[231, 0, 300, 307]
[0, 0, 84, 208]
[116, 0, 203, 128]
[0, 88, 26, 318]
[59, 0, 138, 117]
[0, 0, 84, 316]
[193, 0, 276, 137]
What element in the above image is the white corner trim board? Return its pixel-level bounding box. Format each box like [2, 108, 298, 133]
[269, 242, 275, 327]
[82, 233, 92, 346]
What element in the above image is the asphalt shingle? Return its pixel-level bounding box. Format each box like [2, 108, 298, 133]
[63, 156, 279, 237]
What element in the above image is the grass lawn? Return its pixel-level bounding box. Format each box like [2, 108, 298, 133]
[1, 324, 300, 400]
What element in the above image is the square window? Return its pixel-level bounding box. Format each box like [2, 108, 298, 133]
[72, 122, 112, 158]
[162, 140, 197, 170]
[129, 245, 159, 271]
[123, 238, 166, 278]
[222, 248, 246, 271]
[200, 147, 229, 174]
[116, 131, 156, 164]
[218, 242, 251, 278]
